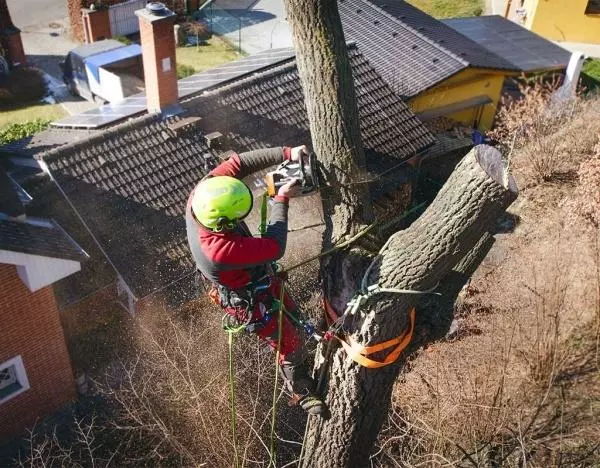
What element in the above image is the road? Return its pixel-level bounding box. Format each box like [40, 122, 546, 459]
[7, 0, 67, 30]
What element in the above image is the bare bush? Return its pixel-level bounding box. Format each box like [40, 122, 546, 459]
[522, 253, 571, 386]
[184, 21, 210, 49]
[17, 415, 115, 468]
[565, 139, 600, 365]
[567, 141, 600, 228]
[97, 300, 285, 467]
[491, 79, 589, 183]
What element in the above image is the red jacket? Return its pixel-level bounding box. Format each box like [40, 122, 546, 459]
[186, 147, 292, 289]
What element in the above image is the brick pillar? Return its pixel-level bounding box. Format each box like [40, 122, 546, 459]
[5, 29, 26, 67]
[135, 4, 178, 114]
[188, 0, 202, 12]
[81, 7, 111, 44]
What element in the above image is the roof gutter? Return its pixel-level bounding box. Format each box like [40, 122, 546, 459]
[37, 159, 138, 302]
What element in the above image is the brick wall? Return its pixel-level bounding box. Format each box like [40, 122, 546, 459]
[68, 0, 187, 42]
[0, 264, 76, 440]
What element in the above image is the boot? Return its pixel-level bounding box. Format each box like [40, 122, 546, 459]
[280, 359, 327, 416]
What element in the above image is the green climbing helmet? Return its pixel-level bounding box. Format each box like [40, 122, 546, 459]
[191, 176, 253, 231]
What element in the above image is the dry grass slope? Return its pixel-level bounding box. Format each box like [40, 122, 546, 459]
[375, 90, 600, 467]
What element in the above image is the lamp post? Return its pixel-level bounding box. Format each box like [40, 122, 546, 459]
[269, 20, 283, 49]
[237, 15, 242, 54]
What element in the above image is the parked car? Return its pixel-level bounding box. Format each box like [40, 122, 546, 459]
[60, 39, 145, 104]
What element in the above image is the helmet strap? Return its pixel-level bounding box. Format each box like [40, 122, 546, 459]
[215, 217, 237, 232]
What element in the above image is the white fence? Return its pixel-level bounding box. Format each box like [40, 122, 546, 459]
[109, 0, 146, 37]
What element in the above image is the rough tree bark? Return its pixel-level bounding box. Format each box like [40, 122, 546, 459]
[284, 0, 375, 311]
[300, 147, 517, 466]
[283, 1, 518, 467]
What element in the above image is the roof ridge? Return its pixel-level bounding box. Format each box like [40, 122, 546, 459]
[37, 113, 160, 162]
[357, 0, 470, 67]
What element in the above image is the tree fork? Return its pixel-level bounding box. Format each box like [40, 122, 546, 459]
[301, 146, 518, 467]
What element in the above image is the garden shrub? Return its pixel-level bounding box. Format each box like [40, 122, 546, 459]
[0, 67, 47, 108]
[0, 119, 51, 145]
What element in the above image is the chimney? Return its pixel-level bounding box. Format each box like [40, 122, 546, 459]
[135, 2, 178, 114]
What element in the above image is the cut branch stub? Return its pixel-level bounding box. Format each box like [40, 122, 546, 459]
[301, 145, 518, 468]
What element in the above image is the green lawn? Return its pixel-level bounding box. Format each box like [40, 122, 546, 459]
[406, 0, 484, 18]
[176, 36, 243, 76]
[583, 59, 600, 83]
[0, 102, 66, 129]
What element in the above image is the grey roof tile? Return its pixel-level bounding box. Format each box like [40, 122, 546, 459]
[0, 216, 88, 262]
[366, 0, 517, 69]
[442, 15, 571, 73]
[339, 0, 466, 97]
[339, 0, 521, 98]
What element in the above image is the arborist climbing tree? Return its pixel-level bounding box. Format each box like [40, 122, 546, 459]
[185, 145, 327, 416]
[279, 0, 520, 467]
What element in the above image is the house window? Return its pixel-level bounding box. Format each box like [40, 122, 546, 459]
[0, 356, 30, 404]
[586, 0, 600, 14]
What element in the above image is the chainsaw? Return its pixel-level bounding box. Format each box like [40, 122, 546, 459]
[264, 151, 319, 197]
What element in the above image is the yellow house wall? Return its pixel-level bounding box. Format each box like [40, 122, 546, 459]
[523, 0, 600, 44]
[408, 68, 506, 131]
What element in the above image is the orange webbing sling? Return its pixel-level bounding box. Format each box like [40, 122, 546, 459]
[324, 299, 416, 369]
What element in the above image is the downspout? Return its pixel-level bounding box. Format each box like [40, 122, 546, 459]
[504, 0, 513, 18]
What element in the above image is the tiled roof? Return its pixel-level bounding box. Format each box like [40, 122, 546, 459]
[0, 128, 101, 158]
[38, 44, 434, 298]
[0, 215, 88, 262]
[442, 16, 571, 73]
[40, 113, 214, 298]
[339, 0, 517, 98]
[185, 45, 435, 164]
[0, 168, 24, 217]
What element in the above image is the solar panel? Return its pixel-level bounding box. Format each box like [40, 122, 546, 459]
[51, 94, 147, 129]
[178, 47, 295, 98]
[52, 48, 296, 130]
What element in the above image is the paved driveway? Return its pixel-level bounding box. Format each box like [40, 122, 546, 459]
[7, 0, 67, 29]
[212, 0, 293, 55]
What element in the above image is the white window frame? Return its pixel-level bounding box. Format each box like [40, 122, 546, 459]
[0, 355, 30, 404]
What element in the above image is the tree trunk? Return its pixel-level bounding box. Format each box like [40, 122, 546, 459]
[283, 1, 518, 466]
[284, 0, 371, 239]
[284, 0, 374, 318]
[420, 232, 496, 342]
[301, 147, 517, 467]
